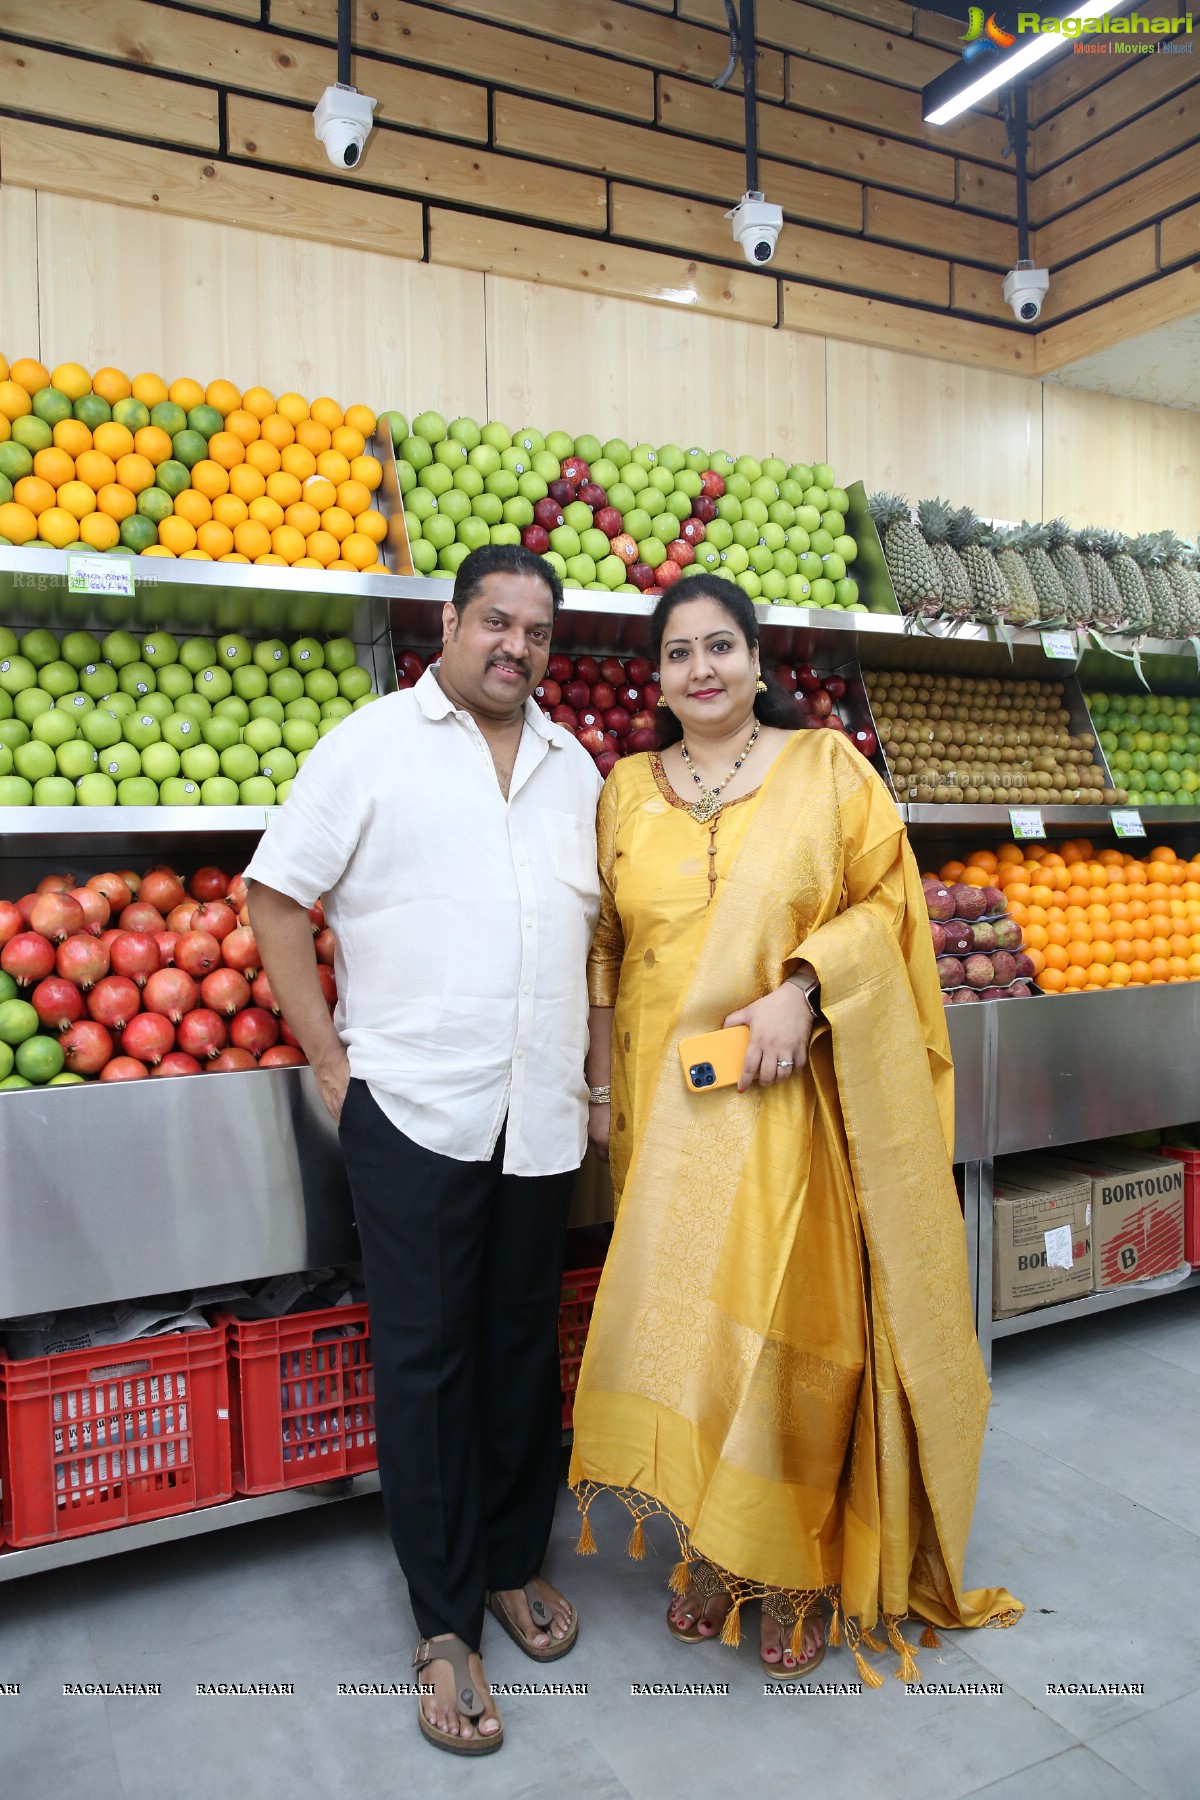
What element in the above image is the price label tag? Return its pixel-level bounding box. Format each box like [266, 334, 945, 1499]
[1009, 807, 1045, 841]
[1040, 630, 1076, 660]
[1111, 808, 1145, 839]
[67, 554, 135, 597]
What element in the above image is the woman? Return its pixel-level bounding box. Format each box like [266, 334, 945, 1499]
[570, 574, 1021, 1683]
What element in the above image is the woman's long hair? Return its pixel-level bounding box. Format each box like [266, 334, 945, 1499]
[647, 574, 811, 748]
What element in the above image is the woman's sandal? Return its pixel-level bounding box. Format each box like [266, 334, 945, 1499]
[487, 1582, 578, 1662]
[412, 1634, 504, 1756]
[666, 1560, 729, 1644]
[759, 1593, 826, 1682]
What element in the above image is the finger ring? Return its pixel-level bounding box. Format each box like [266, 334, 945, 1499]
[776, 1058, 793, 1070]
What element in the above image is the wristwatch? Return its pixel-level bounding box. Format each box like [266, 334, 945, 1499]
[792, 973, 823, 1023]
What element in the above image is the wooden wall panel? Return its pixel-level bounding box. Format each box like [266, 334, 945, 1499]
[1042, 385, 1200, 536]
[683, 0, 953, 90]
[784, 59, 1008, 167]
[1160, 200, 1200, 269]
[950, 266, 1016, 328]
[956, 161, 1018, 224]
[825, 339, 1044, 521]
[1033, 144, 1200, 267]
[0, 186, 42, 361]
[1028, 5, 1184, 121]
[1032, 39, 1200, 172]
[31, 192, 487, 419]
[1037, 264, 1200, 374]
[866, 190, 1015, 269]
[483, 276, 827, 461]
[780, 283, 1031, 371]
[0, 39, 219, 150]
[1040, 230, 1159, 324]
[1032, 90, 1200, 226]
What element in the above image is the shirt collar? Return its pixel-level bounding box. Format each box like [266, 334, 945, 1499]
[414, 665, 560, 744]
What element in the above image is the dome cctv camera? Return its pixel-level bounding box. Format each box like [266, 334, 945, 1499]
[1002, 262, 1050, 324]
[313, 83, 377, 169]
[726, 191, 783, 266]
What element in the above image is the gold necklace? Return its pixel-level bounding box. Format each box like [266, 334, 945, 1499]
[679, 721, 760, 823]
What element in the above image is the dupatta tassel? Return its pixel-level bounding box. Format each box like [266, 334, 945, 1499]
[668, 1559, 693, 1597]
[886, 1616, 921, 1684]
[853, 1646, 885, 1690]
[575, 1508, 598, 1556]
[788, 1600, 814, 1661]
[860, 1627, 888, 1655]
[920, 1622, 942, 1649]
[626, 1518, 648, 1561]
[719, 1597, 743, 1648]
[827, 1597, 843, 1647]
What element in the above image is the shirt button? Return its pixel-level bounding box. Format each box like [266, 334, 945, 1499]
[523, 984, 531, 995]
[524, 918, 532, 928]
[517, 1049, 525, 1059]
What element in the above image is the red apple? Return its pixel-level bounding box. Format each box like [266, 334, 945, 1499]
[691, 497, 718, 524]
[396, 649, 425, 682]
[823, 675, 847, 700]
[679, 516, 707, 545]
[596, 750, 619, 778]
[562, 457, 590, 484]
[629, 710, 656, 734]
[550, 705, 578, 729]
[667, 539, 695, 567]
[591, 683, 616, 711]
[610, 533, 638, 565]
[548, 478, 577, 506]
[603, 707, 632, 737]
[775, 666, 799, 690]
[642, 683, 661, 709]
[535, 678, 562, 707]
[577, 709, 602, 731]
[617, 684, 641, 710]
[578, 726, 607, 755]
[595, 508, 623, 538]
[796, 666, 821, 693]
[579, 482, 607, 509]
[599, 658, 625, 685]
[534, 498, 564, 531]
[655, 559, 683, 588]
[627, 726, 657, 752]
[626, 657, 652, 686]
[575, 656, 600, 684]
[563, 680, 591, 711]
[700, 471, 725, 498]
[809, 690, 833, 718]
[629, 563, 655, 590]
[522, 525, 550, 555]
[852, 727, 878, 757]
[394, 677, 416, 691]
[824, 715, 846, 732]
[548, 654, 573, 682]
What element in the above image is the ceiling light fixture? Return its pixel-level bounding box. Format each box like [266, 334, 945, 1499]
[922, 0, 1114, 125]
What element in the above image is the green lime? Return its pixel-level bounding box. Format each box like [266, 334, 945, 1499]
[171, 429, 209, 469]
[11, 415, 52, 453]
[32, 387, 73, 427]
[74, 393, 111, 430]
[0, 999, 39, 1046]
[137, 487, 174, 524]
[155, 459, 191, 497]
[0, 972, 16, 1001]
[150, 400, 188, 437]
[0, 1075, 32, 1090]
[48, 1071, 85, 1085]
[0, 442, 34, 482]
[0, 1042, 11, 1081]
[120, 514, 159, 552]
[112, 396, 151, 433]
[0, 473, 11, 506]
[16, 1035, 65, 1083]
[187, 404, 223, 440]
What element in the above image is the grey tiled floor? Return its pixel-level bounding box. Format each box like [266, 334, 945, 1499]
[2, 1290, 1197, 1799]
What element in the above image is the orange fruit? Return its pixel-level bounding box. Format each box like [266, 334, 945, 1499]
[256, 553, 290, 565]
[336, 478, 371, 518]
[53, 419, 92, 458]
[37, 507, 79, 549]
[270, 524, 306, 563]
[305, 529, 338, 567]
[229, 464, 267, 504]
[1169, 955, 1190, 978]
[1045, 921, 1070, 947]
[94, 421, 134, 460]
[1108, 962, 1130, 987]
[284, 501, 321, 538]
[1007, 901, 1030, 927]
[134, 425, 173, 466]
[295, 418, 331, 456]
[332, 426, 366, 460]
[241, 386, 276, 421]
[1028, 884, 1054, 909]
[158, 516, 198, 554]
[280, 444, 316, 482]
[276, 391, 310, 425]
[79, 511, 121, 551]
[1063, 966, 1088, 990]
[1124, 863, 1147, 885]
[205, 378, 242, 417]
[141, 545, 176, 559]
[56, 480, 98, 520]
[233, 519, 272, 560]
[169, 377, 206, 412]
[33, 446, 75, 489]
[1026, 905, 1048, 928]
[1084, 901, 1109, 923]
[115, 453, 155, 495]
[341, 531, 377, 570]
[321, 506, 354, 543]
[1064, 886, 1090, 908]
[1130, 937, 1153, 962]
[310, 395, 344, 431]
[291, 556, 323, 569]
[224, 409, 261, 447]
[49, 362, 91, 401]
[1148, 957, 1171, 983]
[1149, 937, 1172, 962]
[1090, 940, 1114, 966]
[212, 493, 249, 529]
[328, 559, 356, 571]
[96, 483, 136, 522]
[357, 507, 387, 543]
[218, 552, 250, 564]
[131, 372, 169, 408]
[1188, 953, 1200, 978]
[10, 356, 51, 394]
[191, 459, 230, 499]
[173, 489, 212, 527]
[267, 471, 303, 508]
[350, 453, 383, 491]
[260, 413, 295, 450]
[247, 495, 285, 532]
[940, 862, 965, 883]
[196, 519, 234, 558]
[179, 548, 214, 561]
[345, 403, 377, 437]
[1039, 967, 1065, 993]
[1169, 933, 1192, 958]
[0, 381, 32, 421]
[961, 866, 991, 887]
[1042, 943, 1069, 972]
[302, 475, 338, 513]
[92, 366, 132, 405]
[0, 501, 38, 543]
[206, 431, 246, 471]
[316, 449, 351, 487]
[1004, 882, 1031, 906]
[13, 476, 56, 516]
[245, 440, 282, 476]
[1089, 921, 1114, 944]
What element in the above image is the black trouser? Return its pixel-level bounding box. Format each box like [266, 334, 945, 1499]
[339, 1080, 573, 1651]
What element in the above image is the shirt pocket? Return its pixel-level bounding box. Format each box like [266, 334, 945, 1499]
[540, 807, 599, 898]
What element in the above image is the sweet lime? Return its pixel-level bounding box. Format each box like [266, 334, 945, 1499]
[171, 429, 209, 469]
[112, 396, 151, 433]
[16, 1035, 65, 1083]
[119, 514, 159, 552]
[0, 442, 33, 482]
[0, 1041, 11, 1080]
[150, 400, 188, 437]
[187, 404, 223, 440]
[12, 416, 53, 452]
[0, 998, 39, 1046]
[74, 393, 112, 429]
[155, 458, 191, 497]
[137, 487, 174, 524]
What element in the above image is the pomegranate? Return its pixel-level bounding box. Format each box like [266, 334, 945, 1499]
[60, 1019, 114, 1075]
[207, 1047, 258, 1073]
[279, 1019, 302, 1048]
[99, 927, 124, 957]
[109, 932, 160, 986]
[87, 872, 132, 911]
[259, 1044, 307, 1068]
[222, 926, 260, 978]
[0, 901, 22, 946]
[121, 1012, 176, 1067]
[139, 869, 187, 914]
[57, 934, 109, 990]
[16, 894, 39, 926]
[175, 931, 222, 978]
[314, 928, 336, 965]
[88, 975, 141, 1031]
[32, 976, 84, 1033]
[251, 970, 280, 1013]
[119, 902, 166, 934]
[200, 968, 251, 1016]
[176, 1008, 228, 1060]
[230, 1006, 279, 1055]
[143, 968, 198, 1023]
[35, 872, 74, 894]
[100, 1057, 149, 1082]
[30, 893, 86, 943]
[316, 964, 337, 1007]
[307, 901, 325, 934]
[117, 869, 141, 896]
[193, 901, 236, 942]
[2, 932, 56, 987]
[68, 887, 110, 935]
[166, 902, 198, 934]
[226, 874, 248, 911]
[154, 931, 179, 967]
[152, 1052, 203, 1078]
[189, 866, 230, 903]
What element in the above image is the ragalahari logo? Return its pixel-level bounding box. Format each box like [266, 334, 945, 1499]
[961, 7, 1018, 58]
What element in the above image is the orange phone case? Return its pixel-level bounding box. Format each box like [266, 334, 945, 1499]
[679, 1025, 751, 1093]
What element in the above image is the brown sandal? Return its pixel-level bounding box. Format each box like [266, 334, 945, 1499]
[487, 1581, 578, 1662]
[667, 1561, 729, 1644]
[760, 1593, 826, 1681]
[412, 1634, 503, 1755]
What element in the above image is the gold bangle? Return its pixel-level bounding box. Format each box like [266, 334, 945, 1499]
[589, 1084, 612, 1105]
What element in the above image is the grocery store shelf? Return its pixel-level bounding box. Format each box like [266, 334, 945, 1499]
[0, 805, 274, 855]
[991, 1270, 1200, 1342]
[0, 1473, 381, 1582]
[902, 804, 1200, 834]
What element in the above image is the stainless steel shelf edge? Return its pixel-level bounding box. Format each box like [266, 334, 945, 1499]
[0, 805, 274, 851]
[901, 804, 1200, 832]
[991, 1270, 1200, 1340]
[0, 1473, 381, 1582]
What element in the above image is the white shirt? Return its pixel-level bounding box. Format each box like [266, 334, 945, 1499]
[244, 668, 603, 1176]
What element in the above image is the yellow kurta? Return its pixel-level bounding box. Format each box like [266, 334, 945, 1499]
[570, 730, 1021, 1676]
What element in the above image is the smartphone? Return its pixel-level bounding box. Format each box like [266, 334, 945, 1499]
[679, 1025, 751, 1093]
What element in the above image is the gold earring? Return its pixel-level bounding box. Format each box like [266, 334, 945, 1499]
[656, 694, 669, 708]
[755, 678, 767, 692]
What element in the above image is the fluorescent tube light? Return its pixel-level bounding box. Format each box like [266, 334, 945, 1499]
[922, 0, 1114, 125]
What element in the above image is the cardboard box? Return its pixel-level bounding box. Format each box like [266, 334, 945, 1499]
[1038, 1146, 1185, 1289]
[992, 1158, 1094, 1320]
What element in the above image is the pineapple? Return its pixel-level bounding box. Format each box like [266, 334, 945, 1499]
[867, 492, 942, 615]
[945, 506, 1008, 624]
[1130, 534, 1178, 638]
[1045, 518, 1094, 627]
[1101, 532, 1151, 635]
[916, 497, 973, 620]
[986, 525, 1039, 627]
[1159, 532, 1200, 636]
[1015, 522, 1068, 623]
[1073, 526, 1125, 630]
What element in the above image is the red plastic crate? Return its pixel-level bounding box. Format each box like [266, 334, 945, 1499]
[0, 1326, 231, 1548]
[559, 1266, 602, 1430]
[221, 1304, 376, 1495]
[1157, 1145, 1200, 1266]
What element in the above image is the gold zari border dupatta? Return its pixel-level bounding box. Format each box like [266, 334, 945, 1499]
[569, 734, 1021, 1684]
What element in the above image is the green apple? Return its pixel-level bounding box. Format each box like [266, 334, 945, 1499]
[623, 508, 653, 542]
[705, 518, 734, 552]
[243, 717, 282, 755]
[834, 578, 860, 605]
[33, 775, 76, 806]
[672, 472, 701, 501]
[715, 496, 742, 523]
[236, 775, 274, 806]
[561, 501, 590, 534]
[140, 741, 180, 783]
[14, 740, 56, 782]
[531, 452, 561, 483]
[194, 665, 232, 701]
[734, 456, 762, 483]
[124, 712, 162, 751]
[302, 671, 337, 705]
[731, 520, 758, 549]
[149, 667, 189, 708]
[285, 695, 322, 723]
[282, 719, 319, 753]
[252, 697, 286, 724]
[161, 712, 201, 752]
[0, 656, 37, 696]
[736, 571, 762, 600]
[59, 691, 94, 723]
[769, 500, 797, 531]
[412, 411, 447, 444]
[471, 492, 503, 526]
[795, 506, 822, 533]
[232, 665, 269, 701]
[439, 543, 471, 574]
[0, 721, 30, 751]
[516, 473, 547, 503]
[321, 697, 353, 721]
[393, 460, 417, 496]
[823, 553, 847, 582]
[628, 443, 656, 471]
[180, 743, 220, 781]
[646, 468, 674, 498]
[81, 708, 123, 752]
[810, 577, 836, 605]
[200, 776, 240, 805]
[457, 516, 490, 551]
[74, 770, 118, 805]
[512, 427, 544, 455]
[15, 689, 53, 725]
[751, 479, 779, 508]
[549, 526, 580, 560]
[810, 529, 835, 557]
[720, 544, 750, 576]
[571, 434, 600, 463]
[407, 487, 438, 522]
[565, 554, 596, 585]
[797, 552, 823, 581]
[216, 633, 251, 669]
[802, 487, 829, 513]
[618, 464, 649, 495]
[579, 528, 609, 562]
[78, 661, 117, 699]
[174, 694, 212, 723]
[99, 629, 139, 669]
[500, 448, 529, 478]
[725, 473, 751, 502]
[422, 515, 455, 552]
[748, 545, 773, 575]
[0, 774, 32, 805]
[113, 775, 155, 805]
[601, 438, 629, 467]
[656, 443, 684, 473]
[200, 716, 241, 753]
[502, 497, 534, 529]
[30, 709, 76, 750]
[650, 513, 678, 544]
[159, 777, 201, 805]
[20, 629, 59, 668]
[812, 463, 835, 489]
[607, 484, 636, 515]
[827, 487, 850, 514]
[448, 416, 481, 452]
[779, 480, 805, 506]
[437, 490, 471, 525]
[761, 458, 788, 485]
[485, 470, 518, 501]
[61, 630, 102, 669]
[541, 431, 572, 463]
[543, 551, 567, 579]
[834, 535, 858, 564]
[821, 511, 845, 537]
[761, 523, 786, 552]
[480, 421, 512, 452]
[218, 742, 257, 783]
[786, 575, 812, 605]
[742, 499, 769, 528]
[468, 443, 502, 478]
[410, 537, 437, 574]
[453, 465, 484, 499]
[420, 462, 453, 498]
[785, 528, 811, 555]
[637, 537, 667, 568]
[258, 746, 297, 784]
[773, 549, 798, 577]
[434, 438, 468, 470]
[116, 661, 155, 699]
[589, 458, 620, 491]
[597, 555, 626, 590]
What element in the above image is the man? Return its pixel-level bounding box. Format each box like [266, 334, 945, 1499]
[245, 544, 602, 1756]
